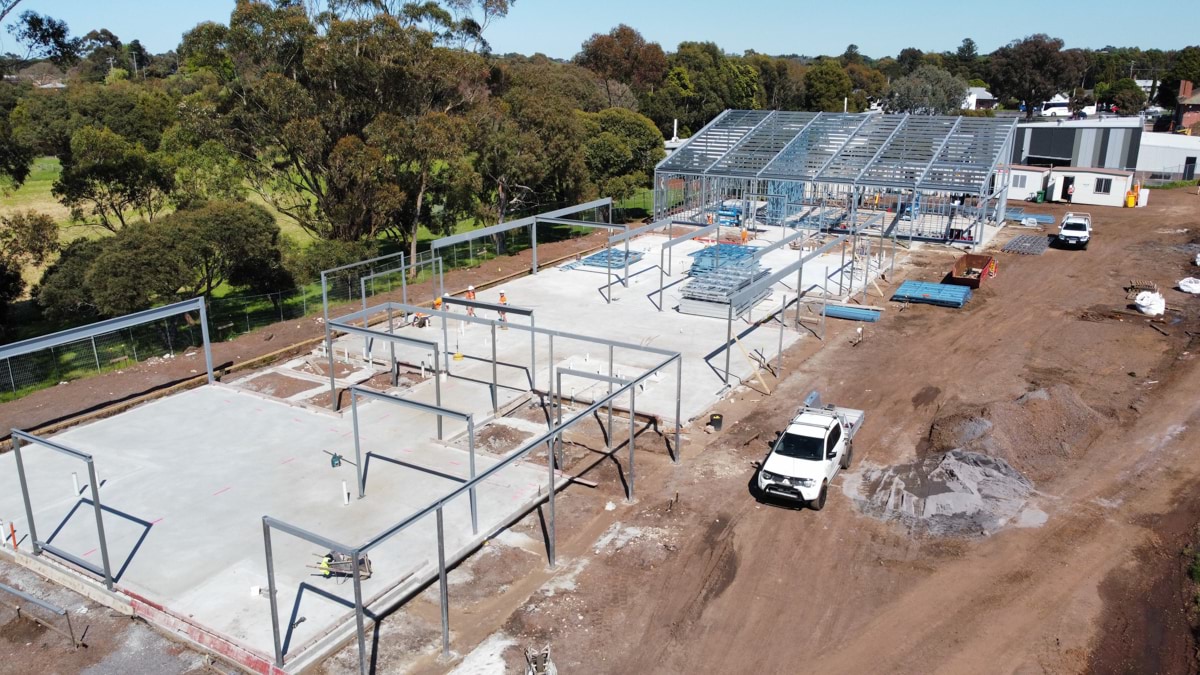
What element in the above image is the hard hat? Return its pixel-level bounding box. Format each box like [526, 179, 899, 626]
[467, 285, 474, 291]
[499, 289, 505, 294]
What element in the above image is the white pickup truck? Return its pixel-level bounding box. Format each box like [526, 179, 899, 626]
[1057, 212, 1092, 249]
[756, 392, 865, 510]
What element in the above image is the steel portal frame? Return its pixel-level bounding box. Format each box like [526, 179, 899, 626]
[262, 303, 684, 674]
[10, 429, 115, 590]
[656, 111, 1017, 248]
[0, 297, 215, 388]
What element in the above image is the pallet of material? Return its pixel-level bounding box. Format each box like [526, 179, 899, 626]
[1002, 234, 1050, 256]
[581, 249, 645, 269]
[822, 305, 882, 322]
[892, 280, 973, 309]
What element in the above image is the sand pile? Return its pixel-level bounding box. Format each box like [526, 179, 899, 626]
[849, 385, 1104, 536]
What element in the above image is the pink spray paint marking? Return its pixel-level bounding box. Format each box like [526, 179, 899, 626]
[212, 487, 231, 497]
[280, 457, 296, 465]
[83, 548, 96, 557]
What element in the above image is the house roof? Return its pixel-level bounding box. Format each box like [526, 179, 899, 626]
[968, 87, 994, 100]
[1005, 164, 1051, 173]
[1182, 93, 1200, 106]
[656, 110, 1017, 193]
[1051, 167, 1134, 177]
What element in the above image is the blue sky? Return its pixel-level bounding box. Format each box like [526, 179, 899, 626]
[3, 0, 1193, 60]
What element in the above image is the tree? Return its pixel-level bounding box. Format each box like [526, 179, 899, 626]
[639, 42, 757, 137]
[0, 210, 58, 324]
[1157, 45, 1200, 108]
[886, 65, 968, 115]
[746, 54, 806, 110]
[35, 238, 107, 321]
[2, 10, 81, 75]
[577, 107, 664, 202]
[840, 44, 863, 67]
[1108, 78, 1146, 114]
[577, 25, 668, 107]
[53, 125, 175, 230]
[989, 34, 1085, 119]
[846, 63, 888, 108]
[896, 48, 925, 76]
[0, 80, 34, 188]
[167, 201, 292, 296]
[804, 60, 853, 112]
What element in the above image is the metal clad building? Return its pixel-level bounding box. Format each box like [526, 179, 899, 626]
[1011, 120, 1142, 170]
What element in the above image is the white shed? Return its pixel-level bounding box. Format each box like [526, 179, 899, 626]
[1005, 165, 1051, 201]
[1046, 167, 1134, 208]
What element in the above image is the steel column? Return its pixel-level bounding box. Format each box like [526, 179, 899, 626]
[352, 553, 367, 675]
[263, 520, 283, 668]
[436, 507, 450, 658]
[467, 416, 478, 535]
[86, 460, 114, 590]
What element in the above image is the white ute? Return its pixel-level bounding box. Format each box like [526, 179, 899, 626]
[1057, 212, 1092, 249]
[756, 392, 865, 510]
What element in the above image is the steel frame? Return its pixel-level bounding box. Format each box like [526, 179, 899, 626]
[10, 429, 114, 590]
[0, 297, 215, 386]
[262, 305, 683, 674]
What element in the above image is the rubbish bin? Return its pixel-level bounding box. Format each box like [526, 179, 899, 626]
[709, 413, 723, 431]
[1035, 190, 1045, 203]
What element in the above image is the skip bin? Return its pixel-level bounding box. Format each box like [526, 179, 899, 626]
[948, 254, 995, 289]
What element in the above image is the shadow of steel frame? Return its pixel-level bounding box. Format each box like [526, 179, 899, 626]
[10, 429, 114, 590]
[348, 385, 479, 535]
[262, 303, 683, 675]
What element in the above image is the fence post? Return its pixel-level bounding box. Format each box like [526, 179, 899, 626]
[278, 293, 284, 322]
[5, 358, 14, 394]
[90, 337, 101, 374]
[130, 328, 138, 362]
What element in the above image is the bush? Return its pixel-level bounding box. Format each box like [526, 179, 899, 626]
[284, 239, 380, 285]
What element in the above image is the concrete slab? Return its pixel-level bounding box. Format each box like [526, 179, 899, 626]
[0, 384, 548, 667]
[331, 226, 878, 424]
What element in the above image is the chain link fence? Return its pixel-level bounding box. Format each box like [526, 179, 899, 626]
[0, 319, 204, 402]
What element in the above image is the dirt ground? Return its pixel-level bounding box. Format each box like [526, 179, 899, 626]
[384, 189, 1200, 674]
[0, 564, 211, 674]
[6, 190, 1200, 674]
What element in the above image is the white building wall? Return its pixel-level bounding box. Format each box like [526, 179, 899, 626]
[1007, 169, 1048, 201]
[1048, 170, 1131, 208]
[1136, 133, 1200, 175]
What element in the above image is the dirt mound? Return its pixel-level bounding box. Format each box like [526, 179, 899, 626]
[848, 385, 1104, 536]
[927, 384, 1106, 482]
[852, 449, 1034, 536]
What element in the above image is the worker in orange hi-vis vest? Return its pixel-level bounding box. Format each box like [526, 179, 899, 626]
[740, 228, 749, 244]
[465, 285, 476, 317]
[498, 290, 508, 327]
[433, 295, 444, 312]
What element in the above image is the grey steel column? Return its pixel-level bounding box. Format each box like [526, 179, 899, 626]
[11, 434, 40, 554]
[838, 240, 847, 296]
[441, 312, 450, 376]
[555, 371, 563, 462]
[263, 521, 283, 667]
[862, 237, 871, 305]
[724, 302, 733, 385]
[86, 460, 114, 590]
[606, 346, 614, 448]
[359, 277, 370, 359]
[531, 221, 538, 274]
[490, 323, 498, 414]
[467, 416, 478, 535]
[326, 328, 337, 411]
[777, 294, 786, 372]
[627, 387, 636, 502]
[547, 431, 557, 568]
[434, 348, 443, 440]
[197, 299, 215, 384]
[401, 265, 408, 306]
[547, 335, 555, 429]
[352, 394, 364, 499]
[351, 552, 367, 675]
[674, 357, 683, 464]
[437, 258, 444, 300]
[388, 307, 397, 387]
[530, 315, 537, 392]
[436, 507, 450, 657]
[606, 240, 612, 304]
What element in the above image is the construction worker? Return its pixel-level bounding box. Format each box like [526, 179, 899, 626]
[498, 289, 508, 327]
[319, 554, 332, 578]
[465, 286, 476, 317]
[433, 295, 443, 311]
[740, 228, 749, 245]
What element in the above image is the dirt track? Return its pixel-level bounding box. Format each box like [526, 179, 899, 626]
[401, 189, 1200, 674]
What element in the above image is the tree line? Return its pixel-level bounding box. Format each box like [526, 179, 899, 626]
[1, 0, 1198, 334]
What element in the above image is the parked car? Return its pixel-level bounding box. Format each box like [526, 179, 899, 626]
[756, 392, 865, 511]
[1056, 212, 1093, 249]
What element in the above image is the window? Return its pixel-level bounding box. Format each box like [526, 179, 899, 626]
[1012, 174, 1027, 189]
[826, 424, 842, 456]
[1094, 178, 1112, 194]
